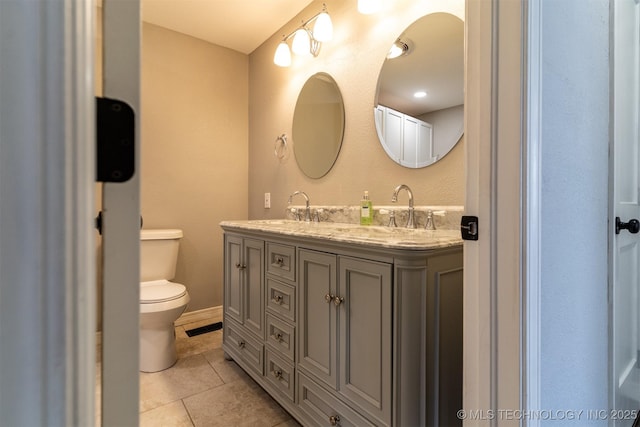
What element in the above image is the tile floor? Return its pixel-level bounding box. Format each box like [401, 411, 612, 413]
[96, 318, 300, 427]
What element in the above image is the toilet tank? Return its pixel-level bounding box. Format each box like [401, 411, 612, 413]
[140, 229, 183, 282]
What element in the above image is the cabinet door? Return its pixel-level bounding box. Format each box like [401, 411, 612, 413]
[402, 116, 419, 167]
[417, 121, 434, 166]
[383, 108, 403, 162]
[338, 256, 392, 426]
[298, 249, 338, 390]
[224, 235, 243, 325]
[243, 238, 264, 339]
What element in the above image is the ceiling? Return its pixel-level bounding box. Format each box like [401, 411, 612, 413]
[140, 0, 314, 54]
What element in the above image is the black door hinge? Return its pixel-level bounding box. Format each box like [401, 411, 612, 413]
[96, 96, 135, 183]
[461, 216, 479, 240]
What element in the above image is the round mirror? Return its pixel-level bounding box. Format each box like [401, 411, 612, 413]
[374, 12, 464, 168]
[293, 72, 345, 179]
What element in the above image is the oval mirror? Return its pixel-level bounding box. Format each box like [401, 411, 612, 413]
[374, 12, 464, 168]
[293, 72, 345, 179]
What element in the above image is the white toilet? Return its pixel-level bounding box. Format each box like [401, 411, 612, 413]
[139, 228, 190, 372]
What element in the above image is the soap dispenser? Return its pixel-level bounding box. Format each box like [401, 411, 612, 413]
[360, 191, 373, 225]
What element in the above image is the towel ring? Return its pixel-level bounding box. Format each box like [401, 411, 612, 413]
[274, 134, 288, 160]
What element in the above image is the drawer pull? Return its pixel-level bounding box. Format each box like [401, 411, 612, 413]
[273, 369, 283, 380]
[329, 415, 340, 426]
[238, 340, 245, 349]
[235, 262, 246, 270]
[273, 294, 284, 304]
[275, 256, 285, 266]
[274, 332, 283, 342]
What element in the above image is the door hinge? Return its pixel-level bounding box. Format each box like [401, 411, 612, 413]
[95, 211, 143, 235]
[461, 216, 479, 240]
[96, 96, 135, 183]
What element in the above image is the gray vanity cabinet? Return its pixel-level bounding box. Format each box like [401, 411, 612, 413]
[264, 241, 298, 404]
[298, 249, 392, 426]
[223, 234, 265, 373]
[221, 223, 463, 427]
[297, 249, 338, 388]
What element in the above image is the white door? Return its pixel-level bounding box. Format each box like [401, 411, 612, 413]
[100, 1, 141, 425]
[611, 0, 640, 425]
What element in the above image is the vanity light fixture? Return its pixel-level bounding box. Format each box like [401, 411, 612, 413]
[358, 0, 382, 14]
[273, 4, 333, 67]
[386, 39, 410, 59]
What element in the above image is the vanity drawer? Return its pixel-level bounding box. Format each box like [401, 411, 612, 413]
[297, 372, 376, 427]
[265, 348, 296, 403]
[223, 319, 264, 376]
[266, 313, 295, 361]
[266, 278, 296, 323]
[266, 242, 296, 281]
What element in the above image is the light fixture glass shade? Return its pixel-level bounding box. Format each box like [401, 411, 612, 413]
[292, 28, 311, 55]
[387, 40, 409, 59]
[358, 0, 381, 14]
[387, 44, 404, 59]
[313, 12, 333, 42]
[274, 41, 292, 67]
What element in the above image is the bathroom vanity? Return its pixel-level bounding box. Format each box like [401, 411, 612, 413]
[220, 220, 463, 427]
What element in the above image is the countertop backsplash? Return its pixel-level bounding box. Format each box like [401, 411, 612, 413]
[284, 205, 464, 230]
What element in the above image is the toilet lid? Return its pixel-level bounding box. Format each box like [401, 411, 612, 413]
[141, 280, 187, 303]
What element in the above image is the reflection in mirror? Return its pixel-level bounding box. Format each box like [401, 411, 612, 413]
[293, 72, 345, 179]
[374, 13, 464, 168]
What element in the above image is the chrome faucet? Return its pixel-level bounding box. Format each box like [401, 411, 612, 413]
[391, 184, 416, 228]
[288, 191, 311, 222]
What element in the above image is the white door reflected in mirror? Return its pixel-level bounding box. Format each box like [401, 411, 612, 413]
[374, 12, 464, 168]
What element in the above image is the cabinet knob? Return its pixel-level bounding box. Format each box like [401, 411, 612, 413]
[273, 369, 283, 379]
[329, 415, 341, 426]
[274, 332, 283, 342]
[324, 293, 334, 303]
[238, 340, 245, 349]
[275, 256, 284, 266]
[273, 294, 284, 304]
[235, 262, 246, 270]
[333, 296, 344, 306]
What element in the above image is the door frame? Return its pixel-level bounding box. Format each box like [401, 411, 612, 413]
[465, 1, 612, 426]
[0, 0, 96, 425]
[100, 0, 141, 425]
[464, 0, 524, 424]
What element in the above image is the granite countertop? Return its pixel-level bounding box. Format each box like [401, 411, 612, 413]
[220, 219, 463, 250]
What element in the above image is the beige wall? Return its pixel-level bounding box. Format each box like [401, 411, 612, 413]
[96, 16, 248, 317]
[140, 23, 248, 312]
[248, 0, 465, 219]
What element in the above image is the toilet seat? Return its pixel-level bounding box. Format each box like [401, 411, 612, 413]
[140, 280, 190, 315]
[141, 280, 187, 303]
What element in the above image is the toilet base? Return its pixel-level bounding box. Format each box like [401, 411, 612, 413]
[140, 326, 178, 372]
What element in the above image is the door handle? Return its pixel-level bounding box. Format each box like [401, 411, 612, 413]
[615, 217, 640, 234]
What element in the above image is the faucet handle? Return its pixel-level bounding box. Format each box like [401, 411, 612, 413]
[425, 210, 435, 230]
[290, 208, 300, 221]
[388, 210, 397, 227]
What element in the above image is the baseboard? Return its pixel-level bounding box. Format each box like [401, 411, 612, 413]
[175, 305, 222, 326]
[95, 306, 222, 345]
